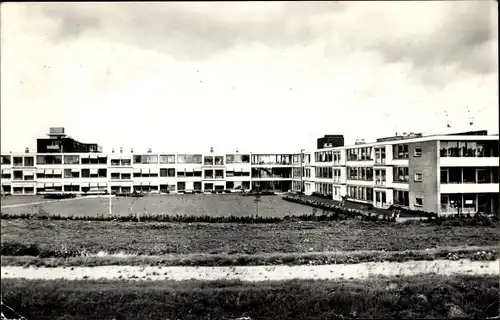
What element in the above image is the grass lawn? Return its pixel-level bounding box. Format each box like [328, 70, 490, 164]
[2, 219, 498, 257]
[2, 245, 498, 267]
[1, 194, 314, 217]
[1, 275, 498, 320]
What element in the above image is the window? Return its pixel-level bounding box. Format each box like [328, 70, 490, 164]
[111, 172, 120, 180]
[24, 157, 34, 167]
[415, 197, 423, 207]
[477, 168, 489, 183]
[23, 172, 34, 180]
[134, 155, 158, 164]
[440, 169, 448, 183]
[177, 182, 185, 191]
[393, 190, 409, 207]
[194, 170, 202, 177]
[64, 169, 72, 178]
[204, 156, 214, 165]
[393, 167, 409, 183]
[121, 173, 131, 180]
[111, 159, 120, 166]
[13, 157, 23, 166]
[121, 159, 131, 166]
[177, 170, 185, 177]
[215, 170, 224, 178]
[98, 169, 107, 178]
[13, 171, 23, 180]
[413, 147, 422, 157]
[160, 168, 176, 177]
[1, 155, 11, 165]
[462, 167, 476, 183]
[160, 155, 175, 164]
[394, 144, 409, 159]
[193, 155, 202, 164]
[214, 156, 224, 165]
[375, 148, 386, 163]
[448, 167, 461, 184]
[81, 169, 90, 178]
[178, 154, 202, 164]
[36, 155, 46, 165]
[414, 172, 423, 182]
[204, 170, 214, 179]
[64, 155, 80, 164]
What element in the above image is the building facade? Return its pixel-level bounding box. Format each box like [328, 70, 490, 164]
[1, 128, 499, 216]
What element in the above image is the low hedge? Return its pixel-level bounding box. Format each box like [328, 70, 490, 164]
[282, 195, 498, 227]
[0, 211, 387, 223]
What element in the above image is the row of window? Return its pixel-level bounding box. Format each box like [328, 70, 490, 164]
[2, 181, 253, 194]
[347, 147, 373, 161]
[347, 167, 374, 181]
[316, 167, 333, 179]
[2, 168, 255, 180]
[347, 186, 374, 201]
[315, 182, 334, 196]
[439, 141, 499, 158]
[314, 151, 342, 163]
[4, 140, 498, 167]
[251, 154, 302, 165]
[3, 154, 254, 166]
[440, 167, 499, 184]
[251, 167, 293, 179]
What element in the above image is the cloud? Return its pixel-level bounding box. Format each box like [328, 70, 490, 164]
[1, 2, 498, 153]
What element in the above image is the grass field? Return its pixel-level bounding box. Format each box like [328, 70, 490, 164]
[2, 195, 499, 319]
[1, 194, 314, 217]
[2, 275, 498, 320]
[2, 219, 498, 257]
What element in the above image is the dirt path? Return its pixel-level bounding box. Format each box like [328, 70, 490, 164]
[2, 259, 498, 282]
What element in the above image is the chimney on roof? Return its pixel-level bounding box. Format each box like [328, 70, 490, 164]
[147, 148, 152, 153]
[25, 147, 29, 153]
[131, 148, 134, 153]
[120, 147, 123, 153]
[112, 148, 115, 153]
[210, 147, 214, 153]
[236, 148, 239, 153]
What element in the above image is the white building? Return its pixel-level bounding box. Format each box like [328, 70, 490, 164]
[1, 128, 498, 216]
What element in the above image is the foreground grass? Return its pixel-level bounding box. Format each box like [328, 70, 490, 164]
[2, 219, 498, 257]
[2, 246, 498, 268]
[1, 275, 498, 319]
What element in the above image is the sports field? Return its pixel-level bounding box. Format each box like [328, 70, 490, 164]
[1, 194, 314, 217]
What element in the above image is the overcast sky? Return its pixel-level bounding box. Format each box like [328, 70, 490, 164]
[1, 1, 498, 153]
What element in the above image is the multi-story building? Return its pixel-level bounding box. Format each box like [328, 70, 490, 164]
[1, 128, 498, 216]
[302, 130, 499, 215]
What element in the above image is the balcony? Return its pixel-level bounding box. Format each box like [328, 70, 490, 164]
[440, 157, 498, 167]
[440, 183, 499, 194]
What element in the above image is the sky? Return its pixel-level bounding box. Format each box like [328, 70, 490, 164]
[1, 1, 498, 154]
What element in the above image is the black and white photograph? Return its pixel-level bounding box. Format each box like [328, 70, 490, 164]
[0, 1, 499, 319]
